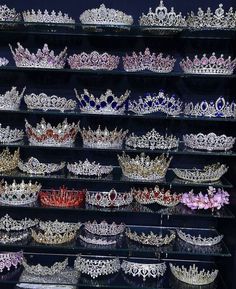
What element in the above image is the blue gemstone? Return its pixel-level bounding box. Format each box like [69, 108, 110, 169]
[84, 95, 89, 102]
[111, 102, 117, 109]
[89, 100, 95, 107]
[107, 95, 113, 104]
[100, 101, 107, 108]
[216, 97, 225, 110]
[81, 100, 86, 107]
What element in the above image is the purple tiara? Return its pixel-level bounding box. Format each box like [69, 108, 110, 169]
[0, 251, 23, 272]
[123, 48, 176, 73]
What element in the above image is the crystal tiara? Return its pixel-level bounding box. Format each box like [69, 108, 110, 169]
[0, 251, 23, 273]
[173, 163, 228, 183]
[25, 118, 80, 147]
[128, 91, 182, 116]
[9, 43, 67, 69]
[0, 231, 29, 245]
[170, 263, 218, 285]
[118, 152, 172, 180]
[123, 48, 176, 73]
[183, 132, 235, 151]
[79, 125, 128, 149]
[0, 214, 38, 232]
[68, 51, 119, 71]
[24, 92, 77, 112]
[75, 88, 130, 115]
[0, 87, 25, 111]
[0, 5, 21, 22]
[84, 220, 125, 236]
[79, 234, 117, 246]
[180, 53, 236, 75]
[0, 124, 24, 143]
[0, 147, 20, 172]
[38, 219, 80, 233]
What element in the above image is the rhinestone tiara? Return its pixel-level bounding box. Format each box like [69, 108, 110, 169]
[79, 234, 116, 246]
[118, 152, 172, 180]
[38, 219, 80, 233]
[180, 53, 236, 75]
[84, 220, 125, 236]
[173, 163, 228, 183]
[0, 5, 21, 22]
[128, 91, 182, 116]
[9, 43, 67, 69]
[0, 147, 20, 172]
[75, 88, 130, 115]
[0, 214, 38, 232]
[0, 87, 25, 111]
[25, 118, 80, 147]
[170, 263, 218, 285]
[0, 124, 24, 143]
[24, 92, 77, 112]
[0, 251, 23, 272]
[0, 231, 29, 245]
[123, 48, 176, 73]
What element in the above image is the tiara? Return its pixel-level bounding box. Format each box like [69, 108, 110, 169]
[0, 214, 38, 232]
[84, 220, 125, 236]
[181, 186, 229, 211]
[123, 48, 176, 73]
[0, 5, 21, 22]
[180, 53, 236, 75]
[24, 92, 77, 112]
[128, 91, 182, 116]
[170, 263, 218, 285]
[0, 57, 8, 67]
[79, 125, 128, 149]
[75, 89, 130, 115]
[118, 152, 172, 180]
[9, 43, 67, 69]
[0, 251, 23, 272]
[86, 189, 133, 207]
[38, 220, 80, 233]
[0, 87, 25, 111]
[79, 235, 116, 246]
[187, 4, 236, 30]
[173, 163, 228, 183]
[0, 179, 41, 206]
[132, 186, 182, 207]
[74, 256, 120, 279]
[0, 124, 24, 143]
[25, 118, 80, 147]
[18, 157, 65, 175]
[68, 51, 119, 71]
[121, 260, 166, 281]
[126, 129, 179, 150]
[183, 132, 235, 151]
[0, 148, 20, 172]
[184, 97, 236, 118]
[0, 231, 29, 244]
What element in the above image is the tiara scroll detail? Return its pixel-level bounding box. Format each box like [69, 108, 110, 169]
[0, 124, 24, 143]
[0, 87, 25, 111]
[0, 148, 20, 172]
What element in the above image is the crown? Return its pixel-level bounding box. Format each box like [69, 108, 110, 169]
[0, 179, 41, 206]
[0, 57, 8, 67]
[184, 97, 236, 118]
[183, 132, 235, 151]
[79, 234, 117, 246]
[187, 4, 236, 29]
[25, 118, 80, 147]
[0, 251, 23, 273]
[181, 186, 229, 211]
[126, 129, 179, 150]
[0, 5, 21, 22]
[128, 91, 182, 116]
[9, 43, 67, 69]
[173, 163, 228, 183]
[180, 53, 236, 75]
[0, 87, 25, 111]
[0, 231, 29, 244]
[38, 219, 80, 232]
[170, 263, 218, 285]
[79, 125, 128, 149]
[86, 189, 133, 207]
[24, 92, 77, 112]
[75, 88, 130, 115]
[0, 214, 38, 232]
[0, 124, 24, 143]
[84, 220, 125, 236]
[0, 148, 20, 172]
[118, 152, 172, 180]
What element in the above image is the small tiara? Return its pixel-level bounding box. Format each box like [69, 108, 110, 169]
[84, 220, 125, 236]
[0, 231, 29, 244]
[0, 87, 25, 111]
[121, 260, 166, 281]
[9, 43, 67, 69]
[126, 129, 179, 150]
[173, 163, 228, 183]
[0, 214, 37, 233]
[0, 57, 8, 67]
[184, 97, 236, 118]
[0, 148, 20, 172]
[0, 124, 24, 143]
[18, 157, 65, 175]
[86, 189, 133, 207]
[183, 132, 235, 151]
[118, 152, 172, 181]
[68, 51, 119, 71]
[128, 91, 182, 116]
[25, 118, 80, 147]
[170, 263, 218, 285]
[38, 220, 80, 233]
[24, 92, 77, 112]
[181, 186, 229, 211]
[79, 125, 128, 149]
[79, 235, 116, 246]
[123, 48, 176, 73]
[0, 5, 21, 22]
[180, 53, 236, 75]
[75, 89, 130, 115]
[0, 251, 23, 272]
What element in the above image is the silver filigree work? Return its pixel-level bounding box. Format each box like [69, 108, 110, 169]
[177, 230, 223, 246]
[0, 214, 38, 232]
[84, 220, 125, 236]
[0, 87, 25, 111]
[0, 124, 24, 143]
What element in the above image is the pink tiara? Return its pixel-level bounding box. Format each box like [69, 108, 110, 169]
[123, 48, 176, 73]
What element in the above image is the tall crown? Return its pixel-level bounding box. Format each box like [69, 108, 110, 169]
[25, 118, 80, 147]
[0, 124, 24, 143]
[0, 87, 25, 111]
[118, 152, 172, 180]
[0, 148, 20, 172]
[9, 43, 67, 69]
[0, 5, 21, 22]
[75, 89, 130, 115]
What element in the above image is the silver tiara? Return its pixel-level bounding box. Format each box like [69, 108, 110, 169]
[79, 235, 116, 246]
[184, 97, 236, 118]
[0, 231, 29, 244]
[0, 87, 25, 111]
[0, 251, 23, 272]
[67, 159, 113, 177]
[38, 220, 80, 233]
[0, 124, 24, 143]
[75, 89, 130, 115]
[0, 214, 38, 232]
[126, 129, 179, 150]
[84, 220, 125, 236]
[173, 163, 228, 183]
[24, 92, 77, 112]
[121, 260, 166, 281]
[0, 5, 21, 22]
[18, 157, 65, 175]
[183, 132, 235, 151]
[170, 263, 218, 285]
